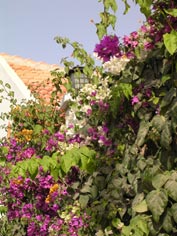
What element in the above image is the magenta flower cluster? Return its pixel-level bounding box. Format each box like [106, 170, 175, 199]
[94, 0, 177, 62]
[3, 168, 89, 235]
[45, 131, 65, 152]
[94, 35, 121, 62]
[1, 138, 36, 164]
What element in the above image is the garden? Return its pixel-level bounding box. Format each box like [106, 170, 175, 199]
[0, 0, 177, 235]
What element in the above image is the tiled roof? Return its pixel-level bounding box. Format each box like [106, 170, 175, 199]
[0, 53, 66, 103]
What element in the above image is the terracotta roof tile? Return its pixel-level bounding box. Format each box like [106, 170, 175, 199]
[0, 53, 67, 103]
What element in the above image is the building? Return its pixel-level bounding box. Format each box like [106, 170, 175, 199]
[0, 53, 66, 138]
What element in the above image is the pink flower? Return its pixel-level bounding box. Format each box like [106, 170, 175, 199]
[144, 41, 154, 50]
[140, 25, 148, 33]
[131, 96, 139, 105]
[130, 31, 138, 39]
[86, 108, 92, 116]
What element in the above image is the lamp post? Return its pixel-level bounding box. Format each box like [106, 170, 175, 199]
[68, 66, 89, 90]
[60, 66, 89, 112]
[60, 66, 90, 130]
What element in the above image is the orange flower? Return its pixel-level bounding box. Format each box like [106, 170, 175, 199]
[15, 128, 33, 142]
[12, 178, 24, 185]
[45, 184, 59, 204]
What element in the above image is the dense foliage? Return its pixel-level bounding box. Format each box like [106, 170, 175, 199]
[0, 0, 177, 235]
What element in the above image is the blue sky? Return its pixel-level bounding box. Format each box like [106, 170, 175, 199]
[0, 0, 145, 66]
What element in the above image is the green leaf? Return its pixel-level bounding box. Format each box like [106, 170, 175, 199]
[104, 0, 117, 12]
[160, 122, 172, 150]
[79, 195, 89, 208]
[40, 156, 52, 172]
[171, 203, 177, 224]
[146, 189, 168, 223]
[80, 146, 96, 173]
[80, 183, 91, 193]
[112, 218, 122, 229]
[119, 83, 132, 99]
[108, 14, 117, 29]
[95, 230, 104, 236]
[132, 217, 149, 235]
[162, 209, 173, 233]
[170, 171, 177, 181]
[33, 124, 43, 135]
[60, 146, 96, 174]
[122, 215, 149, 236]
[152, 173, 169, 189]
[135, 0, 152, 17]
[5, 83, 11, 89]
[161, 75, 171, 86]
[1, 146, 8, 155]
[0, 205, 7, 213]
[163, 30, 177, 55]
[165, 9, 177, 17]
[165, 179, 177, 201]
[133, 200, 148, 213]
[60, 151, 78, 173]
[80, 155, 96, 173]
[135, 120, 150, 147]
[95, 175, 106, 191]
[96, 23, 107, 40]
[27, 160, 39, 179]
[0, 156, 6, 167]
[160, 87, 176, 109]
[50, 167, 60, 181]
[132, 193, 144, 207]
[170, 98, 177, 130]
[90, 185, 98, 198]
[151, 115, 166, 133]
[121, 0, 130, 14]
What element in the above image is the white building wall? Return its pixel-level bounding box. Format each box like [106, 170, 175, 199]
[0, 56, 33, 138]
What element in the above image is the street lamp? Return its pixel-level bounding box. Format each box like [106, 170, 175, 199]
[68, 66, 89, 90]
[60, 66, 89, 112]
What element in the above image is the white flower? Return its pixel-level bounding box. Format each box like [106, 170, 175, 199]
[103, 56, 130, 75]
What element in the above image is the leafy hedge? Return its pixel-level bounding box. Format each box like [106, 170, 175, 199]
[0, 0, 177, 235]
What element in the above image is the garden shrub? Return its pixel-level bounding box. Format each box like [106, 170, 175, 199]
[1, 0, 177, 235]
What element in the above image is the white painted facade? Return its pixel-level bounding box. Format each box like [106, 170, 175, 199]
[0, 56, 33, 138]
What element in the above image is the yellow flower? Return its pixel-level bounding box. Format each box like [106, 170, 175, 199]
[45, 184, 59, 204]
[49, 183, 59, 193]
[12, 178, 24, 185]
[11, 105, 21, 113]
[45, 195, 51, 204]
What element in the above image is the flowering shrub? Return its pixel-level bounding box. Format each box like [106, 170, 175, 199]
[1, 0, 177, 235]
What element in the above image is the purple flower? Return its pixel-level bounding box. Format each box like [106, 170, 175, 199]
[54, 132, 65, 141]
[98, 100, 109, 112]
[102, 124, 109, 133]
[68, 134, 84, 144]
[123, 35, 132, 46]
[39, 215, 50, 235]
[123, 32, 138, 48]
[94, 35, 121, 62]
[140, 25, 148, 33]
[90, 100, 97, 106]
[21, 203, 33, 219]
[68, 124, 74, 129]
[21, 147, 36, 159]
[144, 41, 154, 50]
[27, 222, 37, 236]
[130, 31, 138, 39]
[91, 91, 97, 96]
[86, 108, 92, 116]
[50, 219, 63, 231]
[145, 88, 152, 98]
